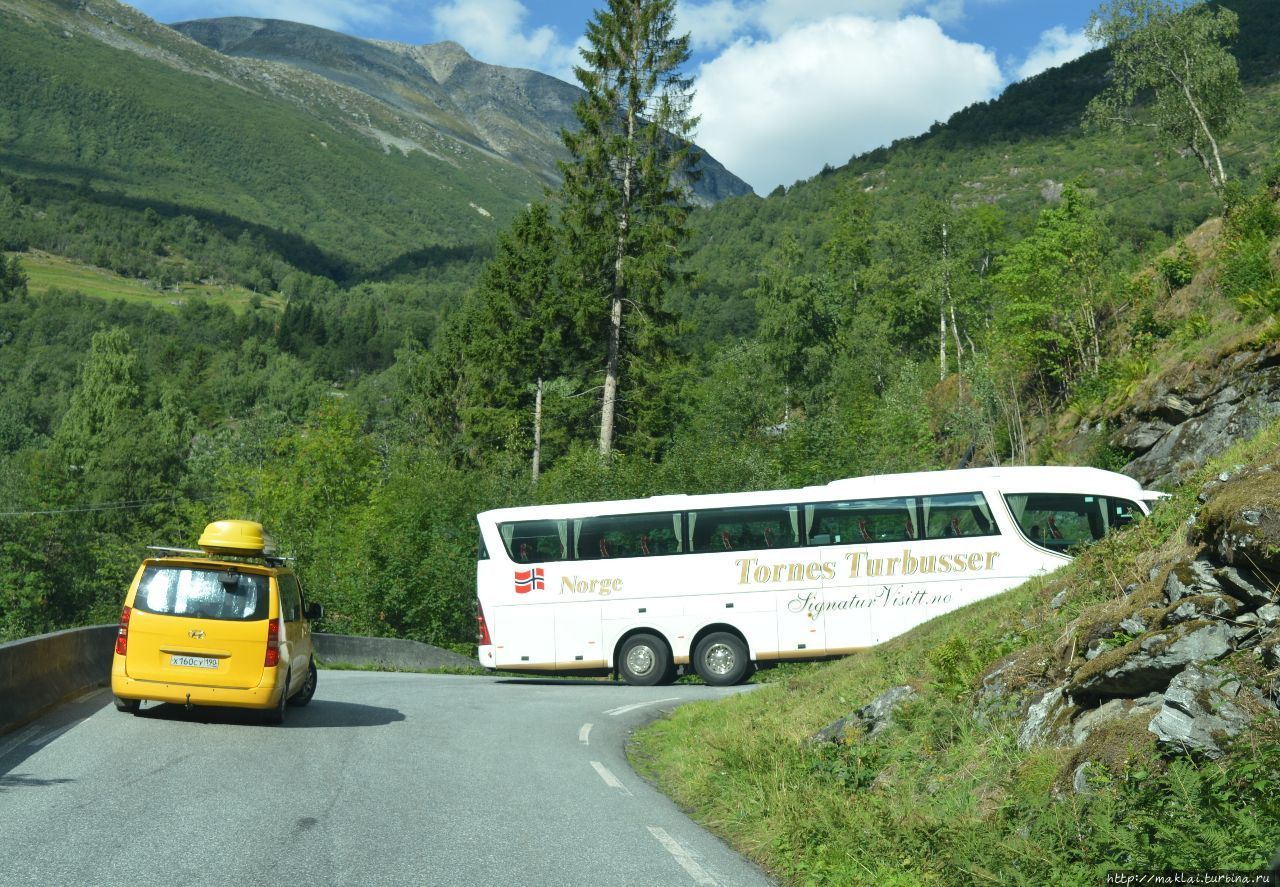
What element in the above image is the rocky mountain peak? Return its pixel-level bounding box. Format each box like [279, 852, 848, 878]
[396, 40, 475, 85]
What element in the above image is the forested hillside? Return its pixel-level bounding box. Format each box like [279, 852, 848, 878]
[1, 0, 1279, 656]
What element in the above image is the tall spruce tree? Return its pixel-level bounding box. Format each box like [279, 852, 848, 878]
[559, 0, 698, 458]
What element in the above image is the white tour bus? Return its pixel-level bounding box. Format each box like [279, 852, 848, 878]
[475, 466, 1162, 686]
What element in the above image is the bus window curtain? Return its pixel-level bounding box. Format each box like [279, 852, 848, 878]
[499, 524, 515, 555]
[788, 507, 800, 546]
[974, 496, 995, 533]
[672, 514, 684, 553]
[556, 520, 569, 560]
[1006, 494, 1029, 526]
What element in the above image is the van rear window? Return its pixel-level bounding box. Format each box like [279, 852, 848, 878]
[135, 566, 269, 621]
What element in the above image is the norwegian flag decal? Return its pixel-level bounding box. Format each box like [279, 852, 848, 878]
[514, 567, 545, 594]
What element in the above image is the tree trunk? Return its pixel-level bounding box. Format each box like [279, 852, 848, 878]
[532, 376, 543, 485]
[599, 293, 623, 457]
[939, 306, 948, 382]
[597, 31, 642, 460]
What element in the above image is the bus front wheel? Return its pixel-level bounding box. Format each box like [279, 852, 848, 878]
[693, 632, 750, 686]
[619, 633, 671, 687]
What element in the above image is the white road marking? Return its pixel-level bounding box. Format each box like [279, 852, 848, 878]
[590, 760, 632, 795]
[604, 697, 680, 717]
[29, 722, 76, 749]
[579, 723, 592, 745]
[0, 726, 40, 760]
[648, 826, 721, 887]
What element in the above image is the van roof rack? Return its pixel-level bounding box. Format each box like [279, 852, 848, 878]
[145, 545, 294, 566]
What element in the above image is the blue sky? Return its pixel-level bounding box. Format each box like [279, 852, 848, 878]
[126, 0, 1105, 193]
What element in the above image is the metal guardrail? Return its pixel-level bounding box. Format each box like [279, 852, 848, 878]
[0, 626, 480, 736]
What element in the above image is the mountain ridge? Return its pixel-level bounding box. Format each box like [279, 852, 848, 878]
[168, 15, 752, 205]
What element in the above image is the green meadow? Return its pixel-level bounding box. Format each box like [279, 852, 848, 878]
[13, 251, 282, 314]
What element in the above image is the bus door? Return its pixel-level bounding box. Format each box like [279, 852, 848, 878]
[809, 496, 942, 651]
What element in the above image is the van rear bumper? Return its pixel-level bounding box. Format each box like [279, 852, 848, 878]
[111, 659, 286, 710]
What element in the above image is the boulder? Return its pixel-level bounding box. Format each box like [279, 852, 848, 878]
[1070, 693, 1164, 746]
[1162, 592, 1241, 626]
[1018, 686, 1076, 750]
[1068, 621, 1233, 700]
[857, 685, 917, 738]
[1259, 603, 1280, 631]
[1214, 565, 1275, 608]
[1148, 664, 1263, 759]
[809, 685, 917, 745]
[1161, 558, 1220, 603]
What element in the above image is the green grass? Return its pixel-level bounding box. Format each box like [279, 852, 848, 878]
[14, 251, 281, 314]
[630, 424, 1280, 886]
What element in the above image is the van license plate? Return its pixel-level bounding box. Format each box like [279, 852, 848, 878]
[171, 655, 218, 669]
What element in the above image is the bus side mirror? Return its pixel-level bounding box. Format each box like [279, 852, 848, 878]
[305, 603, 324, 621]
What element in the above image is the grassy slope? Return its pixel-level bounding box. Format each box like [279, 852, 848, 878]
[676, 0, 1280, 344]
[632, 423, 1280, 885]
[0, 0, 539, 274]
[13, 250, 279, 314]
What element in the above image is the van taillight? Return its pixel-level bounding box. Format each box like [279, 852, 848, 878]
[115, 606, 131, 656]
[265, 618, 280, 667]
[477, 603, 492, 646]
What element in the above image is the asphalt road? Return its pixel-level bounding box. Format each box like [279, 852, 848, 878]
[0, 672, 776, 887]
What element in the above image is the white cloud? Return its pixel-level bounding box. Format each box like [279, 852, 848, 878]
[430, 0, 579, 77]
[675, 0, 746, 51]
[691, 15, 1002, 194]
[1014, 25, 1093, 80]
[676, 0, 966, 51]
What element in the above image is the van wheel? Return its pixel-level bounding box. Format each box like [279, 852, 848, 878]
[266, 670, 289, 725]
[618, 634, 671, 687]
[289, 658, 317, 707]
[114, 696, 140, 714]
[693, 632, 750, 686]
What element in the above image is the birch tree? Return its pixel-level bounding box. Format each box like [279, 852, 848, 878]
[1085, 0, 1244, 196]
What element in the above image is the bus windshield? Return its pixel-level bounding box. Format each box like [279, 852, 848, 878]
[1003, 493, 1141, 553]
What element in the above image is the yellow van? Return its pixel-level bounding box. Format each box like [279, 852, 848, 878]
[110, 520, 321, 724]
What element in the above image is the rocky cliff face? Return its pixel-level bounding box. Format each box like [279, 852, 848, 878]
[998, 464, 1278, 779]
[171, 17, 755, 207]
[810, 463, 1280, 791]
[1110, 342, 1280, 489]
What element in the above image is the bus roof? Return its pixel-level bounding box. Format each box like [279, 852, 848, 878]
[477, 466, 1160, 524]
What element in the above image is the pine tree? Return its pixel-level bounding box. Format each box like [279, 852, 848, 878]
[558, 0, 698, 458]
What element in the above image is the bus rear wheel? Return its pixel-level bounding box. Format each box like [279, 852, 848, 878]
[693, 632, 750, 686]
[619, 633, 671, 687]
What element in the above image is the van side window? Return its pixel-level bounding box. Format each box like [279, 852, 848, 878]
[278, 574, 303, 623]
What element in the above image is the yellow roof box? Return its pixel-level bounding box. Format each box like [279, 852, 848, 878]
[198, 520, 274, 557]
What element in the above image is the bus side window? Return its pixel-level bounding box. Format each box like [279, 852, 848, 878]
[922, 493, 998, 540]
[502, 520, 567, 562]
[689, 506, 799, 552]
